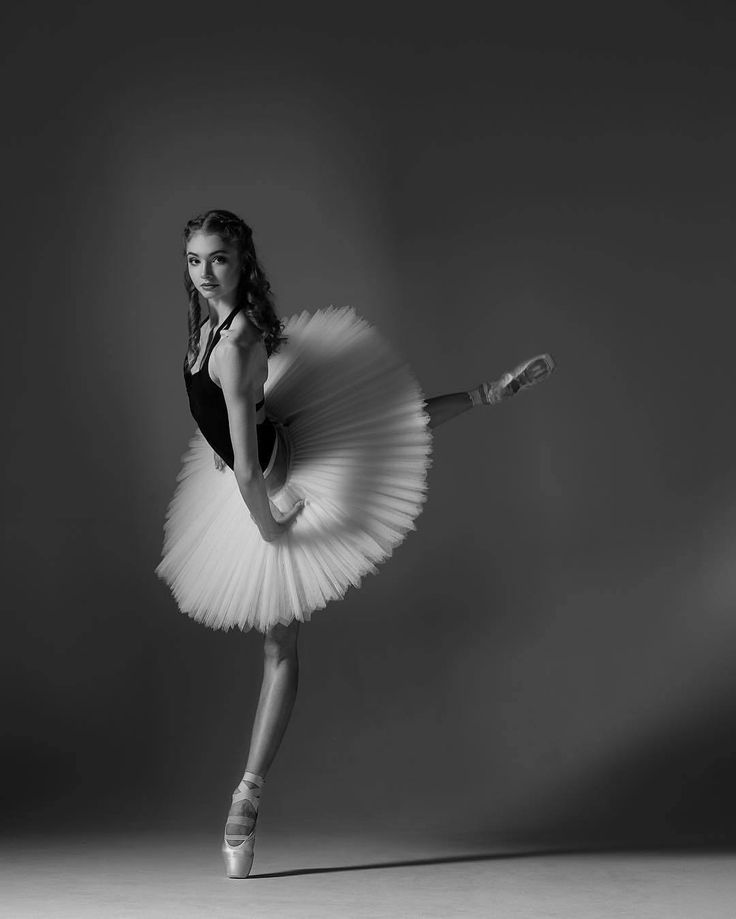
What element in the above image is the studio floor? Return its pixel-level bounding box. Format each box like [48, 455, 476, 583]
[3, 831, 736, 918]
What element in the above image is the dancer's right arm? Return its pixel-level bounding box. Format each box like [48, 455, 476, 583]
[217, 336, 303, 542]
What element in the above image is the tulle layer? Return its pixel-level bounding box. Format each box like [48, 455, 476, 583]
[155, 306, 433, 632]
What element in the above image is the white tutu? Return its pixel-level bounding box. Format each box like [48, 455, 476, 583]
[155, 306, 433, 632]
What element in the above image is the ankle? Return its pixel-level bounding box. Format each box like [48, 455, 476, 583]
[225, 771, 265, 843]
[468, 376, 511, 407]
[240, 770, 265, 790]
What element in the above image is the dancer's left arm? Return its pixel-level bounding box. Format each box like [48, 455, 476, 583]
[218, 336, 303, 541]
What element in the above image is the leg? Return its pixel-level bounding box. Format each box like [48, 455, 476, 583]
[425, 392, 473, 429]
[224, 621, 300, 858]
[245, 620, 300, 778]
[426, 353, 556, 430]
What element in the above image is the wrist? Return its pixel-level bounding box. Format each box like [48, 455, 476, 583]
[259, 520, 283, 543]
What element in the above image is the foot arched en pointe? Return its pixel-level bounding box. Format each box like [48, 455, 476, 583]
[469, 353, 555, 407]
[222, 771, 264, 878]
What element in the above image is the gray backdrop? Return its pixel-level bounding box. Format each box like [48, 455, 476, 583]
[3, 0, 736, 851]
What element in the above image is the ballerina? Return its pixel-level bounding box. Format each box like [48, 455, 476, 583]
[155, 208, 554, 877]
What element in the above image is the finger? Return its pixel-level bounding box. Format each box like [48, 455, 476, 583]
[283, 506, 303, 524]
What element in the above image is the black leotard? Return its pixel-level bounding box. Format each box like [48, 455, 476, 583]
[183, 305, 276, 471]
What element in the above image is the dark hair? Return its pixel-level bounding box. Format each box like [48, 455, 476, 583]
[182, 209, 285, 372]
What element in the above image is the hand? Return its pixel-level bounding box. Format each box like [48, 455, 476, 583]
[261, 498, 306, 541]
[272, 498, 306, 527]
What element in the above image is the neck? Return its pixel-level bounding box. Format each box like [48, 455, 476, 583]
[205, 295, 239, 328]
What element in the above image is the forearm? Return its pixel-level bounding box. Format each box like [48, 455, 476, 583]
[235, 465, 282, 541]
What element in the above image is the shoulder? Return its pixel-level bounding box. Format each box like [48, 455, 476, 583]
[220, 310, 262, 348]
[213, 312, 267, 388]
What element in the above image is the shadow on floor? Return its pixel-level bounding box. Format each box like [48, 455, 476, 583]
[251, 847, 578, 879]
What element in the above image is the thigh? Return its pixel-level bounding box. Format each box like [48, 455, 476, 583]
[264, 619, 300, 656]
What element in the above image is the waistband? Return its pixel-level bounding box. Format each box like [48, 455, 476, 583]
[262, 424, 280, 479]
[263, 418, 291, 486]
[212, 418, 290, 478]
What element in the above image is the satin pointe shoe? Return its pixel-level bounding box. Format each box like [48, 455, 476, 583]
[469, 353, 555, 406]
[222, 771, 264, 879]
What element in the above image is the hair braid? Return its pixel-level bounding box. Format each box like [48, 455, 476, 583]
[183, 276, 202, 373]
[181, 209, 285, 370]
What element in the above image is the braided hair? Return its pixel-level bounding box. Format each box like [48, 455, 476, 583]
[182, 209, 286, 373]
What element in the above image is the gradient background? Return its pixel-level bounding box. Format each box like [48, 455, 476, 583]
[3, 0, 736, 853]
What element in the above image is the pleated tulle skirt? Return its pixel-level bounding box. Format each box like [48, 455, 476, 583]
[155, 306, 433, 633]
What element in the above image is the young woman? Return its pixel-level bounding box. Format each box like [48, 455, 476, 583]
[155, 209, 554, 878]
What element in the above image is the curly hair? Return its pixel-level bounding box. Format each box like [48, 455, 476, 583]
[182, 209, 286, 373]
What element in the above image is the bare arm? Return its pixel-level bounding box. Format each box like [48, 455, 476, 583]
[218, 338, 301, 542]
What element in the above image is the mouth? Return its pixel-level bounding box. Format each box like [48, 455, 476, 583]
[200, 283, 218, 290]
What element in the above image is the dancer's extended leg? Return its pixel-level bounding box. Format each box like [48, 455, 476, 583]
[425, 392, 473, 429]
[425, 353, 555, 429]
[225, 621, 300, 844]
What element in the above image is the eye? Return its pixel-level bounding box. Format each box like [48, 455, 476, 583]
[187, 257, 199, 266]
[213, 256, 227, 264]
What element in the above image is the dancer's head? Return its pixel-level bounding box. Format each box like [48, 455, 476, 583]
[182, 209, 285, 370]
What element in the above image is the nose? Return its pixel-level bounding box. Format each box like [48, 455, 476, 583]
[201, 262, 214, 279]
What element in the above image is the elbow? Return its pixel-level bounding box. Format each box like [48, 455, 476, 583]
[234, 462, 262, 491]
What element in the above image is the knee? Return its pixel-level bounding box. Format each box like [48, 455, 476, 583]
[264, 621, 300, 663]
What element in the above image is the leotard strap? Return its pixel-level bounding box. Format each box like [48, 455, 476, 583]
[207, 307, 266, 411]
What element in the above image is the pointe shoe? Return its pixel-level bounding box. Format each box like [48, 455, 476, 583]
[222, 771, 264, 879]
[470, 353, 555, 406]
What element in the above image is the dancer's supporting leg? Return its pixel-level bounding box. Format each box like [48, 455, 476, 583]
[225, 620, 300, 840]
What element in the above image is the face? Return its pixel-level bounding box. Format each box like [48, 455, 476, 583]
[186, 232, 242, 302]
